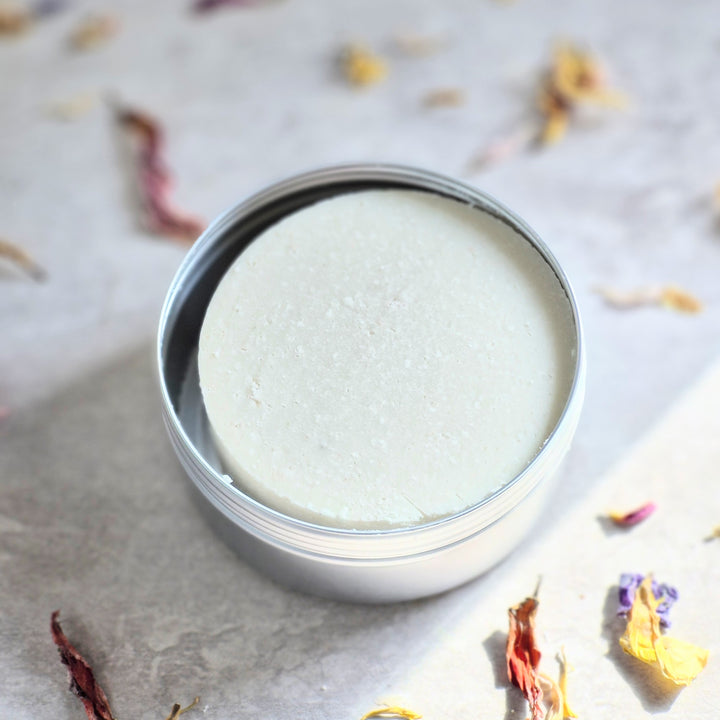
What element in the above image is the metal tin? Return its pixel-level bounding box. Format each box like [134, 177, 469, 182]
[157, 164, 586, 603]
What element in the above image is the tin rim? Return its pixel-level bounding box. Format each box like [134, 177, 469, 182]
[158, 163, 586, 562]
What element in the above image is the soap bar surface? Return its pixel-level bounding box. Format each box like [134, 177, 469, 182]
[198, 190, 575, 529]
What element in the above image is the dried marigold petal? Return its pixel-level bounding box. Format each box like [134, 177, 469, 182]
[536, 42, 625, 145]
[341, 44, 387, 87]
[360, 707, 422, 720]
[537, 673, 563, 720]
[619, 576, 708, 686]
[659, 286, 703, 314]
[609, 501, 657, 527]
[557, 648, 577, 719]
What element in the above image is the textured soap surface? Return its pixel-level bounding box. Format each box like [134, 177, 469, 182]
[198, 190, 576, 529]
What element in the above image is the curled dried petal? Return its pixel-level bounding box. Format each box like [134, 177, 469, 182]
[50, 611, 115, 720]
[557, 648, 577, 719]
[609, 501, 657, 527]
[595, 285, 702, 313]
[164, 697, 200, 720]
[537, 43, 625, 145]
[537, 673, 563, 720]
[117, 106, 204, 243]
[507, 596, 543, 720]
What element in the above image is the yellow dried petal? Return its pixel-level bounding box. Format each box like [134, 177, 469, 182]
[654, 636, 710, 686]
[619, 576, 708, 686]
[659, 286, 703, 314]
[341, 44, 387, 87]
[539, 107, 568, 145]
[557, 648, 578, 719]
[360, 707, 422, 720]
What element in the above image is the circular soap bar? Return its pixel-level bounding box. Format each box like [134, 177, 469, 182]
[198, 190, 575, 529]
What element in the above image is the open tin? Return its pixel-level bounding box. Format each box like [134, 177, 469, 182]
[157, 164, 585, 603]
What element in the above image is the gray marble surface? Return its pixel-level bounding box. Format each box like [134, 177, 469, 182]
[2, 0, 720, 717]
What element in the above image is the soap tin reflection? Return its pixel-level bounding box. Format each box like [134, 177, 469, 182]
[157, 163, 586, 603]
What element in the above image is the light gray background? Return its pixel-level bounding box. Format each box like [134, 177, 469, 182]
[2, 0, 719, 717]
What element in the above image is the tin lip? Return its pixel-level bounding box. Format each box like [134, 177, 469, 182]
[158, 162, 585, 555]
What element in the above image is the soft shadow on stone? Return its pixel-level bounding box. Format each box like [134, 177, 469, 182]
[0, 343, 454, 720]
[595, 515, 634, 537]
[483, 629, 526, 720]
[601, 585, 682, 713]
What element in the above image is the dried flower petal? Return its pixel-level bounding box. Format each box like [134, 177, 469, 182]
[360, 708, 422, 720]
[507, 595, 543, 720]
[618, 574, 678, 629]
[164, 697, 200, 720]
[422, 88, 465, 108]
[557, 648, 577, 719]
[537, 43, 626, 145]
[704, 525, 720, 541]
[0, 2, 30, 35]
[117, 106, 204, 242]
[609, 501, 657, 527]
[341, 44, 387, 87]
[69, 13, 119, 51]
[48, 92, 96, 121]
[595, 285, 702, 313]
[394, 33, 447, 57]
[619, 576, 708, 685]
[0, 238, 46, 281]
[659, 286, 703, 313]
[51, 611, 115, 720]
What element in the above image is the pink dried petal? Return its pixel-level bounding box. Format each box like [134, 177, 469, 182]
[610, 501, 657, 527]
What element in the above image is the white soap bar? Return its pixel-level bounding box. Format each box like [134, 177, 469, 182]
[198, 190, 575, 529]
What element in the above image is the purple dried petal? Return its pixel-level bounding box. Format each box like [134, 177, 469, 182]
[617, 573, 644, 617]
[653, 582, 679, 629]
[617, 574, 679, 628]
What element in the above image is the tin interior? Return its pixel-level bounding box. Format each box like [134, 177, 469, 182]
[159, 164, 584, 543]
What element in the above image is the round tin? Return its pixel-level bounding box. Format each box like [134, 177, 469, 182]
[157, 164, 585, 603]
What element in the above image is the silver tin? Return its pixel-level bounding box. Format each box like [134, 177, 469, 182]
[157, 164, 586, 603]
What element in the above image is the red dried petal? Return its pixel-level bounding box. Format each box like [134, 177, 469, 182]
[507, 597, 544, 720]
[50, 611, 115, 720]
[117, 108, 204, 243]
